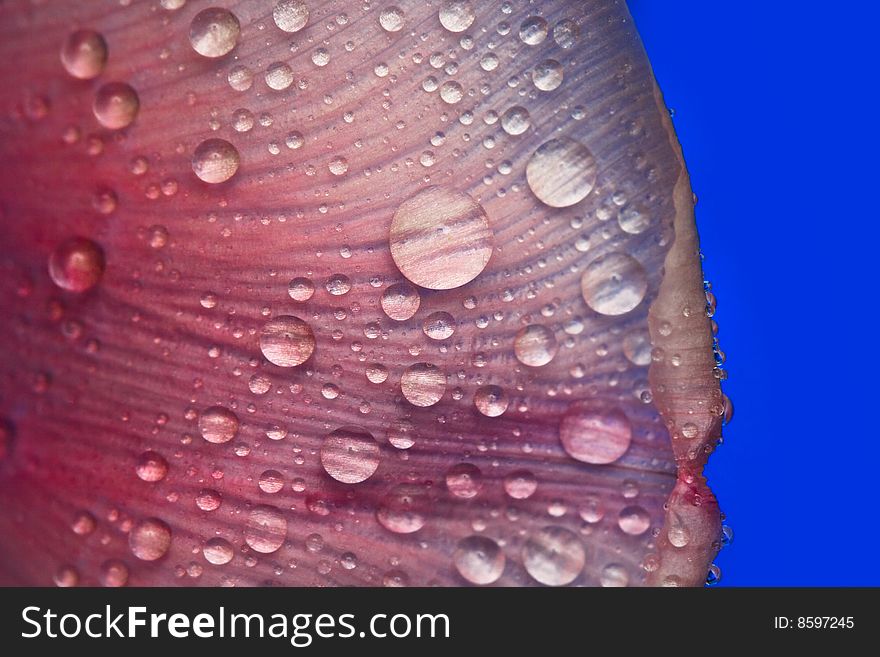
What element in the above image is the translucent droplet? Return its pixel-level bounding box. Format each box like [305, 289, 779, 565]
[189, 7, 240, 58]
[580, 253, 647, 316]
[501, 105, 530, 135]
[54, 565, 79, 587]
[381, 282, 421, 321]
[623, 329, 652, 366]
[129, 518, 172, 561]
[532, 59, 563, 91]
[514, 324, 557, 367]
[519, 17, 548, 45]
[135, 450, 168, 482]
[379, 6, 405, 32]
[400, 362, 446, 407]
[474, 385, 508, 417]
[526, 137, 597, 208]
[386, 418, 416, 449]
[365, 363, 389, 384]
[259, 315, 316, 367]
[192, 138, 240, 184]
[600, 563, 629, 587]
[273, 0, 309, 33]
[72, 510, 96, 535]
[259, 469, 285, 493]
[48, 237, 105, 292]
[245, 505, 287, 553]
[265, 61, 294, 90]
[203, 537, 234, 565]
[320, 426, 381, 484]
[446, 462, 482, 499]
[93, 82, 139, 130]
[198, 406, 239, 444]
[503, 470, 537, 499]
[61, 29, 107, 80]
[618, 505, 651, 536]
[100, 560, 129, 587]
[288, 277, 315, 301]
[377, 483, 428, 533]
[439, 1, 475, 33]
[228, 65, 253, 91]
[439, 81, 464, 104]
[522, 526, 584, 586]
[389, 186, 493, 290]
[559, 407, 632, 465]
[325, 273, 351, 295]
[422, 311, 456, 340]
[553, 19, 580, 49]
[196, 489, 222, 512]
[328, 156, 348, 175]
[454, 536, 505, 585]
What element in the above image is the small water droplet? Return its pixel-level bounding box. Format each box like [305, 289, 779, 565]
[381, 282, 421, 321]
[526, 138, 597, 208]
[379, 6, 405, 32]
[618, 505, 651, 536]
[400, 362, 446, 407]
[48, 237, 105, 292]
[61, 29, 107, 79]
[192, 138, 240, 184]
[446, 462, 482, 498]
[522, 526, 584, 586]
[259, 315, 316, 367]
[136, 450, 168, 482]
[514, 324, 557, 367]
[273, 0, 309, 33]
[422, 311, 456, 340]
[454, 536, 505, 585]
[439, 1, 475, 33]
[245, 505, 287, 553]
[559, 407, 632, 465]
[203, 537, 234, 564]
[129, 518, 172, 561]
[198, 406, 239, 444]
[503, 470, 537, 499]
[377, 483, 428, 533]
[196, 489, 222, 511]
[189, 7, 240, 58]
[93, 82, 139, 130]
[100, 560, 129, 587]
[474, 385, 508, 417]
[580, 253, 647, 316]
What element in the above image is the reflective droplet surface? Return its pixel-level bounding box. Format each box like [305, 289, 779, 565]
[377, 483, 428, 533]
[189, 7, 240, 58]
[273, 0, 309, 33]
[195, 489, 222, 512]
[501, 105, 530, 135]
[503, 470, 537, 499]
[618, 505, 651, 536]
[320, 426, 380, 484]
[100, 560, 129, 587]
[379, 6, 405, 32]
[600, 563, 629, 587]
[192, 138, 240, 184]
[245, 505, 287, 553]
[203, 537, 234, 565]
[135, 450, 168, 482]
[623, 329, 652, 366]
[258, 469, 285, 494]
[522, 526, 584, 586]
[446, 462, 482, 499]
[93, 82, 139, 130]
[259, 315, 315, 367]
[474, 385, 508, 417]
[526, 138, 597, 208]
[381, 282, 420, 321]
[454, 536, 505, 585]
[580, 253, 647, 316]
[532, 59, 564, 91]
[400, 362, 446, 407]
[48, 237, 105, 292]
[61, 29, 107, 79]
[198, 406, 239, 444]
[439, 1, 475, 32]
[422, 311, 456, 340]
[559, 407, 632, 465]
[288, 277, 315, 301]
[129, 518, 172, 561]
[389, 186, 493, 290]
[514, 324, 558, 367]
[519, 17, 549, 45]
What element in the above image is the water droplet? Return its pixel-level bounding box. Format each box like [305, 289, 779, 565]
[580, 253, 647, 315]
[203, 537, 234, 564]
[526, 138, 597, 208]
[514, 324, 557, 367]
[136, 450, 168, 482]
[454, 536, 505, 585]
[379, 6, 405, 32]
[325, 273, 352, 295]
[522, 526, 584, 586]
[245, 505, 287, 553]
[93, 82, 139, 130]
[129, 518, 172, 561]
[381, 282, 421, 321]
[48, 237, 105, 293]
[288, 277, 315, 301]
[501, 105, 530, 136]
[386, 418, 416, 449]
[600, 563, 629, 587]
[320, 426, 381, 484]
[198, 406, 239, 444]
[328, 156, 348, 175]
[504, 470, 537, 499]
[532, 59, 563, 91]
[228, 64, 253, 91]
[377, 483, 428, 533]
[61, 29, 107, 79]
[400, 362, 446, 407]
[273, 0, 309, 33]
[617, 505, 651, 536]
[446, 462, 482, 498]
[422, 311, 456, 340]
[439, 81, 464, 104]
[559, 407, 632, 465]
[553, 19, 580, 49]
[519, 17, 548, 45]
[389, 186, 493, 290]
[196, 488, 222, 511]
[439, 1, 475, 32]
[72, 511, 96, 535]
[189, 7, 240, 58]
[54, 565, 79, 587]
[259, 315, 316, 367]
[100, 560, 129, 587]
[365, 363, 389, 384]
[265, 61, 294, 90]
[623, 329, 652, 366]
[192, 138, 240, 184]
[681, 422, 699, 439]
[259, 469, 285, 493]
[474, 385, 508, 417]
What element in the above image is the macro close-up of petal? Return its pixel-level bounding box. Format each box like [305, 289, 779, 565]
[0, 0, 724, 587]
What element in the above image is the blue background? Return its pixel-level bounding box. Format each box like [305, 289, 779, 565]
[628, 1, 877, 585]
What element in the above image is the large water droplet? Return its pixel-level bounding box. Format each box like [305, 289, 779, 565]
[192, 138, 240, 184]
[245, 505, 287, 553]
[203, 537, 234, 565]
[198, 405, 239, 444]
[422, 311, 456, 340]
[400, 362, 446, 407]
[526, 138, 597, 208]
[320, 426, 380, 484]
[288, 277, 315, 301]
[446, 462, 482, 498]
[580, 253, 647, 316]
[273, 0, 309, 33]
[474, 385, 508, 417]
[559, 407, 632, 465]
[135, 450, 168, 482]
[501, 105, 531, 135]
[93, 82, 139, 130]
[48, 237, 105, 292]
[532, 59, 564, 91]
[514, 324, 557, 367]
[189, 7, 240, 58]
[100, 560, 129, 587]
[522, 526, 584, 586]
[259, 315, 315, 367]
[377, 483, 428, 533]
[389, 186, 493, 290]
[503, 470, 537, 499]
[519, 17, 549, 45]
[439, 1, 475, 32]
[196, 488, 222, 511]
[623, 328, 652, 366]
[454, 536, 505, 585]
[129, 518, 172, 561]
[379, 6, 405, 32]
[381, 282, 421, 321]
[60, 29, 107, 79]
[600, 563, 629, 587]
[617, 505, 651, 536]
